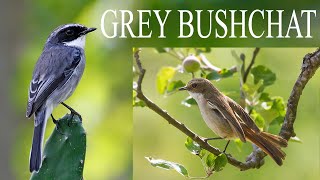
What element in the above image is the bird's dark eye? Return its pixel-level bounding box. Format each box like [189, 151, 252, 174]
[191, 83, 197, 88]
[66, 29, 74, 36]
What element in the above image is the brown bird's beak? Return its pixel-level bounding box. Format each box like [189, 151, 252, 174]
[179, 86, 187, 91]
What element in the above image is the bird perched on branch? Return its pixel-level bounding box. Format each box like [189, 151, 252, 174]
[26, 23, 96, 172]
[179, 78, 288, 165]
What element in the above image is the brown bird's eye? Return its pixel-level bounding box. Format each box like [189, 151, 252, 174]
[191, 83, 197, 88]
[66, 29, 74, 36]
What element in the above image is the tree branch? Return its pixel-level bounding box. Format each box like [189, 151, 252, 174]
[280, 48, 320, 139]
[134, 48, 320, 171]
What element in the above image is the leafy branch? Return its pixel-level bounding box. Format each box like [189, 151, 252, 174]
[133, 48, 320, 175]
[134, 48, 260, 171]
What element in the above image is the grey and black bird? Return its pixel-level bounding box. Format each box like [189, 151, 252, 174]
[26, 23, 96, 172]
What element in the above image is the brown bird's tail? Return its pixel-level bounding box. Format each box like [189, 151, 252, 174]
[241, 125, 287, 166]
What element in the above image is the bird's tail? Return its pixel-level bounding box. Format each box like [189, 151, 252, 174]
[242, 124, 287, 166]
[30, 110, 47, 172]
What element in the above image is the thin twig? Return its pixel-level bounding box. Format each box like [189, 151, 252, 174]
[243, 48, 260, 83]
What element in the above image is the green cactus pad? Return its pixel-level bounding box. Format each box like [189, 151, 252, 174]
[30, 114, 86, 180]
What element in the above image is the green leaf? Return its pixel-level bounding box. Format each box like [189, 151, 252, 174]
[271, 97, 286, 117]
[198, 149, 208, 159]
[200, 69, 207, 78]
[206, 69, 235, 81]
[220, 68, 234, 78]
[259, 92, 271, 102]
[257, 86, 265, 93]
[213, 154, 228, 172]
[290, 136, 303, 143]
[270, 116, 285, 126]
[133, 90, 146, 107]
[181, 96, 197, 107]
[167, 80, 185, 93]
[259, 96, 286, 125]
[157, 67, 176, 94]
[185, 137, 201, 155]
[242, 83, 255, 97]
[206, 71, 221, 80]
[251, 65, 276, 86]
[205, 153, 217, 168]
[250, 110, 265, 129]
[242, 81, 264, 99]
[133, 100, 146, 107]
[145, 157, 189, 177]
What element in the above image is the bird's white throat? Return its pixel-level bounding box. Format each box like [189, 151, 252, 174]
[188, 92, 205, 104]
[64, 35, 86, 49]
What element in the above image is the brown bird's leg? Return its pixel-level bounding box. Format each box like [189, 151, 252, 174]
[203, 137, 231, 153]
[203, 137, 223, 143]
[223, 140, 230, 153]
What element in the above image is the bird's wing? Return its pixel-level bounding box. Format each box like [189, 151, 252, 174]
[207, 97, 246, 142]
[26, 46, 82, 119]
[226, 96, 260, 133]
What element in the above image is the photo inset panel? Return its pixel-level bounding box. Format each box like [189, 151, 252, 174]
[133, 48, 319, 180]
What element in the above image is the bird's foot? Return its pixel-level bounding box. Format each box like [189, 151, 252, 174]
[51, 114, 64, 135]
[61, 102, 82, 122]
[202, 137, 223, 143]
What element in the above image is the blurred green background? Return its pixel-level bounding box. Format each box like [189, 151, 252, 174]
[133, 48, 320, 180]
[1, 0, 320, 179]
[0, 0, 132, 179]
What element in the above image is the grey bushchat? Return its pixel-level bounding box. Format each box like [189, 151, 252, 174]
[179, 78, 287, 165]
[26, 23, 96, 172]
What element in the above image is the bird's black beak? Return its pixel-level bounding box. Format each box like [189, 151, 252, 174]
[81, 27, 97, 35]
[179, 86, 187, 91]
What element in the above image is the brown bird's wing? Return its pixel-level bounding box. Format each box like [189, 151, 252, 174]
[227, 96, 288, 148]
[226, 96, 261, 133]
[206, 97, 246, 142]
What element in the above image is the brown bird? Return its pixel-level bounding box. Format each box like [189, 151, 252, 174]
[179, 78, 287, 165]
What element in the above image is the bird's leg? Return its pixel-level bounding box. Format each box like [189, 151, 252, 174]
[61, 102, 82, 122]
[202, 137, 230, 153]
[203, 137, 223, 143]
[51, 114, 58, 124]
[223, 140, 230, 153]
[51, 114, 64, 135]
